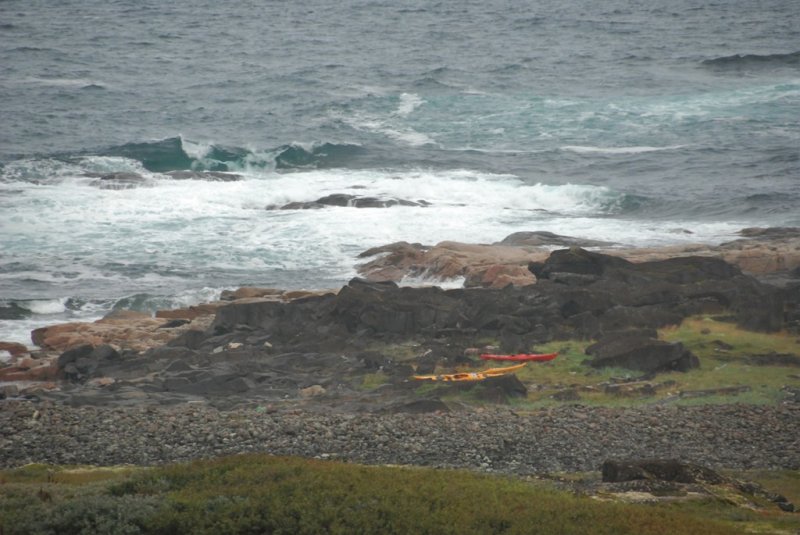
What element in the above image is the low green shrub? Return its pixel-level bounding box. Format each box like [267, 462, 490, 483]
[131, 454, 742, 535]
[4, 494, 161, 535]
[2, 455, 758, 535]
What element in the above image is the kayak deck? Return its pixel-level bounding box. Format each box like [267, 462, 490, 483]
[413, 362, 527, 382]
[479, 352, 558, 362]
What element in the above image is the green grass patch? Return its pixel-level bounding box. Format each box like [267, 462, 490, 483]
[417, 317, 799, 408]
[0, 455, 760, 535]
[364, 341, 424, 362]
[0, 464, 135, 485]
[662, 317, 800, 358]
[359, 371, 390, 391]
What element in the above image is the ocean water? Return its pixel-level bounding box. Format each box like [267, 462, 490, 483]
[1, 0, 799, 345]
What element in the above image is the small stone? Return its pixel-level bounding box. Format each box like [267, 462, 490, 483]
[227, 342, 243, 350]
[300, 385, 326, 398]
[212, 346, 224, 354]
[88, 377, 116, 387]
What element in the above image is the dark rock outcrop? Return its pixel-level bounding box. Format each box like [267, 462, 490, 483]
[87, 172, 148, 190]
[57, 344, 121, 382]
[16, 248, 788, 409]
[357, 227, 800, 287]
[272, 194, 428, 210]
[206, 249, 783, 358]
[165, 171, 242, 181]
[586, 332, 699, 374]
[454, 374, 528, 403]
[530, 247, 783, 332]
[499, 231, 613, 248]
[602, 459, 727, 484]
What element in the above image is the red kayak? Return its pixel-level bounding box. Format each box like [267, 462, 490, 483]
[479, 352, 558, 362]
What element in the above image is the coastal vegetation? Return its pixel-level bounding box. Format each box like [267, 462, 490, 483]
[369, 315, 799, 408]
[5, 455, 797, 535]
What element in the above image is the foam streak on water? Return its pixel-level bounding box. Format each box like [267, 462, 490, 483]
[1, 0, 799, 343]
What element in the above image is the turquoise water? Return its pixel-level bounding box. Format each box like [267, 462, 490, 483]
[1, 0, 799, 344]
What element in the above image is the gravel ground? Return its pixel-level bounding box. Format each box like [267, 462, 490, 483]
[2, 401, 798, 474]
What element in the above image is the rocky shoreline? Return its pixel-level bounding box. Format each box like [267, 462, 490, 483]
[2, 401, 798, 474]
[1, 227, 799, 475]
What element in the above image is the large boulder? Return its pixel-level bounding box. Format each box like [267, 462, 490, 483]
[358, 240, 548, 287]
[586, 332, 699, 374]
[0, 341, 29, 358]
[455, 373, 528, 403]
[273, 194, 427, 210]
[602, 459, 727, 485]
[31, 311, 215, 352]
[57, 344, 121, 382]
[531, 248, 784, 333]
[498, 231, 614, 248]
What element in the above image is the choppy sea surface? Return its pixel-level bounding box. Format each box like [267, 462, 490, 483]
[1, 0, 799, 345]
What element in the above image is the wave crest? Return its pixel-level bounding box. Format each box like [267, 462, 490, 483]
[702, 51, 800, 68]
[92, 137, 366, 172]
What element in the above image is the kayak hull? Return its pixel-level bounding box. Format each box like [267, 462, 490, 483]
[479, 352, 558, 362]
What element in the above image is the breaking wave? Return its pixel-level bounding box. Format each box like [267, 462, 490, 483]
[89, 137, 368, 173]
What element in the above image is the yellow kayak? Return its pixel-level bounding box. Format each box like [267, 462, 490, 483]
[413, 362, 527, 382]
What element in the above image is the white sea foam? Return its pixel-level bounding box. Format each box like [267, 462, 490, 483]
[20, 77, 104, 88]
[398, 275, 467, 289]
[25, 298, 68, 315]
[0, 163, 756, 341]
[180, 136, 214, 161]
[344, 114, 436, 147]
[396, 92, 426, 116]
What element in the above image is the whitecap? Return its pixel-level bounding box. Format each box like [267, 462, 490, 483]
[395, 92, 426, 117]
[561, 145, 685, 155]
[179, 135, 214, 162]
[25, 298, 68, 315]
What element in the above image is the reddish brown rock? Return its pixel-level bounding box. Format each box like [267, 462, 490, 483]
[358, 240, 546, 287]
[0, 362, 58, 382]
[356, 241, 428, 282]
[155, 302, 223, 320]
[220, 287, 286, 301]
[31, 314, 215, 353]
[357, 228, 800, 286]
[465, 264, 537, 289]
[0, 341, 29, 358]
[283, 289, 335, 301]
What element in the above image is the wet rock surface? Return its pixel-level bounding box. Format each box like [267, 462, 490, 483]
[269, 193, 429, 210]
[2, 236, 799, 478]
[357, 227, 800, 286]
[3, 248, 783, 409]
[164, 170, 242, 181]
